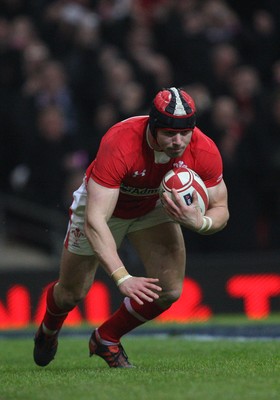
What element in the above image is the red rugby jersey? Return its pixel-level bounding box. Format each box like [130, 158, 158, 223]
[86, 116, 223, 219]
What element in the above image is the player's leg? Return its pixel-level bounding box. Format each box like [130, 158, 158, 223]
[129, 221, 186, 308]
[91, 222, 185, 367]
[99, 221, 185, 338]
[34, 247, 99, 367]
[54, 247, 99, 310]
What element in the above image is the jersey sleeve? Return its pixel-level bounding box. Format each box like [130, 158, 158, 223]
[193, 132, 224, 188]
[88, 131, 128, 188]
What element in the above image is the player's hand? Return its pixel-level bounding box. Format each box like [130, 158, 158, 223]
[161, 189, 203, 231]
[118, 276, 162, 305]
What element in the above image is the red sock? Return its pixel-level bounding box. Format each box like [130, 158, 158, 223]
[97, 297, 169, 343]
[42, 282, 70, 333]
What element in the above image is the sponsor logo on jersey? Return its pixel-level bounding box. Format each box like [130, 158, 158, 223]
[120, 183, 159, 196]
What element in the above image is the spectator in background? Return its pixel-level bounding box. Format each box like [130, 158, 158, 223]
[117, 81, 146, 120]
[183, 83, 213, 132]
[207, 96, 245, 167]
[22, 41, 50, 96]
[8, 15, 37, 51]
[165, 8, 211, 86]
[88, 102, 119, 158]
[124, 23, 174, 96]
[26, 60, 78, 133]
[242, 9, 279, 84]
[202, 0, 242, 45]
[14, 57, 81, 158]
[102, 58, 135, 102]
[10, 105, 88, 211]
[208, 43, 240, 96]
[226, 65, 263, 127]
[40, 0, 98, 59]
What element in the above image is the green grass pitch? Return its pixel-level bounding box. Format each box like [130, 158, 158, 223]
[1, 320, 280, 400]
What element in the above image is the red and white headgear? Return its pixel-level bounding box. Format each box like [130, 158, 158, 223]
[149, 87, 196, 137]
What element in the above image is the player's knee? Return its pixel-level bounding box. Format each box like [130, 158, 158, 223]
[157, 288, 182, 309]
[56, 284, 87, 309]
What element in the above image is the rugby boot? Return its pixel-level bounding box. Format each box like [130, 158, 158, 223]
[33, 324, 58, 367]
[89, 329, 134, 368]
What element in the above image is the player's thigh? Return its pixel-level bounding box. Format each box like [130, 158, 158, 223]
[127, 222, 186, 290]
[58, 246, 99, 297]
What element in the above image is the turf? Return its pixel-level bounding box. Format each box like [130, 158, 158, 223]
[1, 335, 280, 400]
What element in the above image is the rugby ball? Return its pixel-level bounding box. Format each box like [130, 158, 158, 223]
[159, 167, 209, 215]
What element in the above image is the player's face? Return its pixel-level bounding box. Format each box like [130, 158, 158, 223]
[156, 129, 193, 158]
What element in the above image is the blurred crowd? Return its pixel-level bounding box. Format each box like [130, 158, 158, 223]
[1, 0, 280, 252]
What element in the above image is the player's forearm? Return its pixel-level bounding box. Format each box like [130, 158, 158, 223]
[199, 206, 229, 235]
[84, 221, 124, 276]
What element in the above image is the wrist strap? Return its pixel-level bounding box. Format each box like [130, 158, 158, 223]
[198, 216, 213, 233]
[116, 274, 132, 287]
[111, 266, 132, 286]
